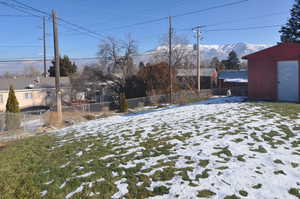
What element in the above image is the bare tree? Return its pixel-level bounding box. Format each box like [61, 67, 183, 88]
[151, 33, 201, 91]
[97, 35, 138, 97]
[23, 66, 41, 77]
[152, 32, 191, 68]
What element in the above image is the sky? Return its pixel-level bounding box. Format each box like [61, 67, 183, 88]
[0, 0, 295, 72]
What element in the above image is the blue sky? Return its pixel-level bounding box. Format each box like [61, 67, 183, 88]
[0, 0, 295, 61]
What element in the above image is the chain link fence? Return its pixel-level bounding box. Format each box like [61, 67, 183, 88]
[213, 86, 248, 96]
[0, 110, 48, 143]
[60, 89, 213, 113]
[0, 87, 246, 144]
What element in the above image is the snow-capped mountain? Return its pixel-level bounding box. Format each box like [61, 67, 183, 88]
[140, 42, 271, 62]
[201, 42, 270, 59]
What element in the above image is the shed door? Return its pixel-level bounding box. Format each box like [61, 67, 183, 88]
[277, 61, 299, 102]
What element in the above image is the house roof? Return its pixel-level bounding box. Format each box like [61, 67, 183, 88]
[242, 43, 300, 60]
[177, 68, 216, 77]
[219, 71, 248, 83]
[0, 77, 70, 91]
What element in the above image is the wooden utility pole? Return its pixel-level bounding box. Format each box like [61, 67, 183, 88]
[193, 26, 204, 92]
[43, 16, 47, 78]
[168, 16, 173, 104]
[52, 10, 62, 124]
[196, 28, 201, 92]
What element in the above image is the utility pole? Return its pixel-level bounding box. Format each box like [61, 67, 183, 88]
[43, 16, 47, 78]
[168, 16, 173, 104]
[52, 10, 62, 124]
[193, 26, 204, 92]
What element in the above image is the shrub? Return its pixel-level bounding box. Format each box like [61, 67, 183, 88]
[5, 86, 21, 130]
[6, 86, 20, 113]
[83, 114, 96, 120]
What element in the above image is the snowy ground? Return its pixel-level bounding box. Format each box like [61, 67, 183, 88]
[41, 97, 300, 199]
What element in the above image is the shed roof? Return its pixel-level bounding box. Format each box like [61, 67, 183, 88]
[219, 71, 248, 83]
[242, 43, 300, 60]
[0, 77, 70, 91]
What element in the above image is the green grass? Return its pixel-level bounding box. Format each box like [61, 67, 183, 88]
[1, 101, 300, 198]
[0, 135, 57, 198]
[239, 190, 248, 197]
[0, 134, 175, 199]
[212, 146, 232, 158]
[274, 170, 286, 175]
[196, 169, 211, 179]
[261, 102, 300, 119]
[252, 183, 262, 189]
[291, 162, 299, 168]
[273, 159, 285, 165]
[199, 159, 209, 168]
[151, 167, 176, 181]
[237, 155, 246, 162]
[153, 185, 169, 195]
[289, 188, 300, 199]
[197, 189, 216, 198]
[250, 145, 268, 153]
[224, 195, 241, 199]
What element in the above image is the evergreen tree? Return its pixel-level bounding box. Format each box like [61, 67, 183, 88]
[6, 85, 20, 113]
[5, 85, 20, 130]
[280, 0, 300, 43]
[222, 51, 241, 70]
[48, 55, 77, 77]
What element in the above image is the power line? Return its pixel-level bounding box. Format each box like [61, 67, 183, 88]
[0, 52, 161, 63]
[178, 11, 288, 31]
[8, 0, 49, 16]
[57, 18, 105, 39]
[3, 0, 250, 39]
[0, 2, 97, 38]
[6, 0, 105, 39]
[172, 0, 249, 18]
[204, 24, 282, 32]
[0, 1, 43, 18]
[83, 0, 250, 33]
[203, 11, 288, 27]
[78, 17, 168, 33]
[56, 21, 102, 39]
[3, 0, 251, 38]
[0, 14, 34, 17]
[0, 45, 42, 48]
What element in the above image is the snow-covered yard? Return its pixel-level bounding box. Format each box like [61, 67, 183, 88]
[2, 97, 300, 199]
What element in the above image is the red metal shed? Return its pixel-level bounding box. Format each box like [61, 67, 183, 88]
[243, 43, 300, 102]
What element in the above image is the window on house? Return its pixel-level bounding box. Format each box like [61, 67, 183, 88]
[0, 94, 3, 104]
[24, 93, 33, 99]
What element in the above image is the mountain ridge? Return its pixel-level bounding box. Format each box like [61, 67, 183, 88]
[143, 42, 271, 61]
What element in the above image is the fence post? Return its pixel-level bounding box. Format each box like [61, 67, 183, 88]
[23, 113, 26, 132]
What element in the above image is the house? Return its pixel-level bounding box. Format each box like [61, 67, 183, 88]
[218, 70, 248, 88]
[0, 77, 71, 112]
[176, 68, 217, 89]
[243, 43, 300, 102]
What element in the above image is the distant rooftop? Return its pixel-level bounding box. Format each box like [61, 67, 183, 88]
[0, 77, 70, 91]
[177, 68, 216, 77]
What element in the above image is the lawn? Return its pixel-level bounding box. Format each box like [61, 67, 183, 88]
[0, 97, 300, 199]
